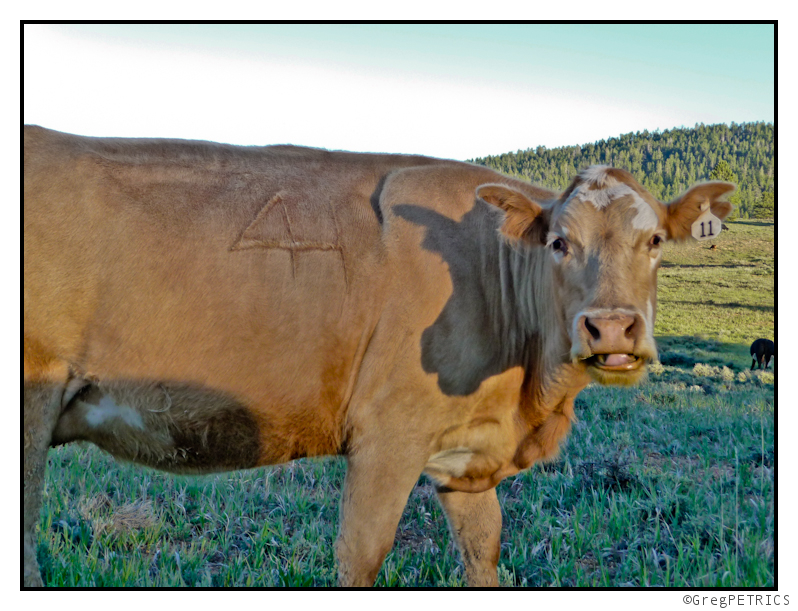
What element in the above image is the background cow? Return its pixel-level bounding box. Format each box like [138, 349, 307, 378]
[23, 126, 734, 587]
[750, 338, 775, 370]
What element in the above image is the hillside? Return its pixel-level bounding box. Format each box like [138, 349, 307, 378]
[471, 122, 774, 219]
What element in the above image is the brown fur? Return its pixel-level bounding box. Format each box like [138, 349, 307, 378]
[23, 126, 733, 587]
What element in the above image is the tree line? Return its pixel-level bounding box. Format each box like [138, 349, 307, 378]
[470, 122, 774, 219]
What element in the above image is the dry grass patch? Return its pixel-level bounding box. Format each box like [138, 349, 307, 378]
[77, 494, 159, 538]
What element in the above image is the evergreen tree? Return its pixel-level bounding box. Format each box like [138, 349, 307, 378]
[751, 191, 775, 219]
[709, 159, 737, 182]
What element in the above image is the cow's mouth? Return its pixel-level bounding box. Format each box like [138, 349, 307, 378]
[583, 353, 644, 372]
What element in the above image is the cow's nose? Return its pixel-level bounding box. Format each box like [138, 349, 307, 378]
[581, 313, 638, 355]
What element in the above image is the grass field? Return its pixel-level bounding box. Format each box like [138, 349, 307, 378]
[33, 220, 775, 588]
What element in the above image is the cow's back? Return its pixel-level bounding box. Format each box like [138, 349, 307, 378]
[24, 126, 451, 461]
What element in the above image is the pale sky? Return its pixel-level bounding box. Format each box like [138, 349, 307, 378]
[24, 23, 773, 160]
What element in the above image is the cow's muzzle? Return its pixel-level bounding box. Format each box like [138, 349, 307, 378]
[572, 310, 656, 384]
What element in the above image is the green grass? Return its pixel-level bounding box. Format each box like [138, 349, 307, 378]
[656, 219, 774, 344]
[35, 220, 774, 587]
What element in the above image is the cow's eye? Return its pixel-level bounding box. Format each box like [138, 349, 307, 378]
[551, 238, 568, 255]
[649, 234, 664, 248]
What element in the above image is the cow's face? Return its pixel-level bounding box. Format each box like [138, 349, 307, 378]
[478, 167, 733, 386]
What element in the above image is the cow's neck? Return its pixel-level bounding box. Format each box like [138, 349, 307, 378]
[496, 238, 591, 423]
[425, 234, 591, 490]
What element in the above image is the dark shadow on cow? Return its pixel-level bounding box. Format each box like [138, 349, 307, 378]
[394, 201, 524, 396]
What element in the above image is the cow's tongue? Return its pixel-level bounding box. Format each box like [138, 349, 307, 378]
[597, 354, 635, 367]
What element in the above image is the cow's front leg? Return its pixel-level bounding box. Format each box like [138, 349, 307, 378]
[436, 486, 502, 587]
[335, 442, 426, 587]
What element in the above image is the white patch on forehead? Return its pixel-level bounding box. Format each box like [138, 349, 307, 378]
[569, 168, 660, 231]
[85, 395, 145, 431]
[631, 197, 660, 231]
[570, 183, 629, 210]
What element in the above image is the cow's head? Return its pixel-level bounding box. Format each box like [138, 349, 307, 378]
[478, 166, 734, 385]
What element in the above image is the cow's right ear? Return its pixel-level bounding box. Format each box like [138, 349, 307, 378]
[477, 184, 549, 245]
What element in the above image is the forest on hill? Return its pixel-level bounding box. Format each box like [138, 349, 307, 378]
[471, 122, 774, 219]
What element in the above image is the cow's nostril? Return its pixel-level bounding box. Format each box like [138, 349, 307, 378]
[625, 318, 636, 339]
[584, 317, 601, 341]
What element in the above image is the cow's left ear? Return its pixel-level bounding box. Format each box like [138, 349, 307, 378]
[477, 184, 549, 244]
[665, 182, 735, 241]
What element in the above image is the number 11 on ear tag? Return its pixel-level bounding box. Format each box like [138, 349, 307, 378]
[691, 209, 723, 241]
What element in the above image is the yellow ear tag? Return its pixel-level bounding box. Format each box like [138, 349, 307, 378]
[691, 207, 722, 241]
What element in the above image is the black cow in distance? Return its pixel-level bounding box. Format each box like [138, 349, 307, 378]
[750, 338, 775, 370]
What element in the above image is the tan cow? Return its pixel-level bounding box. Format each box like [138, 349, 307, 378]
[23, 126, 733, 587]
